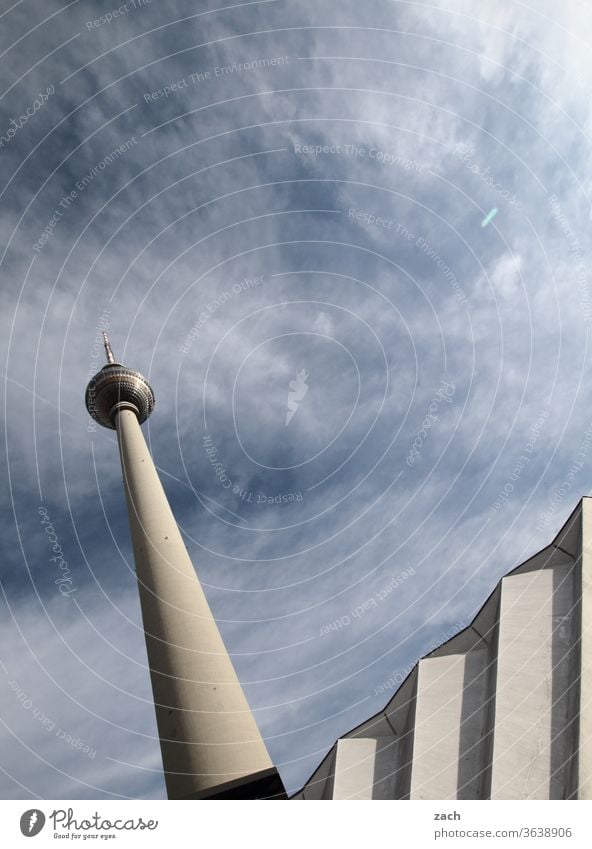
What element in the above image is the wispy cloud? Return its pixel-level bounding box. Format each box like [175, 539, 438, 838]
[2, 0, 592, 798]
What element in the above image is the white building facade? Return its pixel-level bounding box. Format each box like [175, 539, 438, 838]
[295, 498, 592, 800]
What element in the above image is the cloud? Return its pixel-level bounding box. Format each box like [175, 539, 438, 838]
[2, 0, 592, 799]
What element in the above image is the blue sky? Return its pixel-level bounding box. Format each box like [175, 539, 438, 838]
[1, 0, 592, 798]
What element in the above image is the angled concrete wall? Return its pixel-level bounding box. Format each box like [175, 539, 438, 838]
[295, 497, 591, 800]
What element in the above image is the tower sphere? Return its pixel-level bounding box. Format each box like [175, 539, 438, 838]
[85, 333, 155, 429]
[85, 364, 155, 429]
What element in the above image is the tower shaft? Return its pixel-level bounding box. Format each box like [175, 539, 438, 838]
[114, 407, 277, 799]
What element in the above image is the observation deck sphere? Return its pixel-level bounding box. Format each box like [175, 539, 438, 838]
[85, 363, 155, 429]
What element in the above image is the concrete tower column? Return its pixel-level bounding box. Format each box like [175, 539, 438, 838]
[86, 335, 283, 800]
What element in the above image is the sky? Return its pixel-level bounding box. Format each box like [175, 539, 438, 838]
[1, 0, 592, 799]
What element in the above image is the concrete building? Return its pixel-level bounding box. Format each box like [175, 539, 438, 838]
[85, 335, 285, 799]
[294, 498, 592, 800]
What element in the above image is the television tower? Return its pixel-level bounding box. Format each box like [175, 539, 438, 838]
[85, 333, 284, 799]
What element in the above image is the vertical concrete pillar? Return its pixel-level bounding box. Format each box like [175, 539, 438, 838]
[579, 500, 592, 798]
[332, 738, 398, 799]
[410, 651, 489, 799]
[490, 564, 574, 799]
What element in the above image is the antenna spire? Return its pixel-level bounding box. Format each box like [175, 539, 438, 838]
[102, 331, 115, 364]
